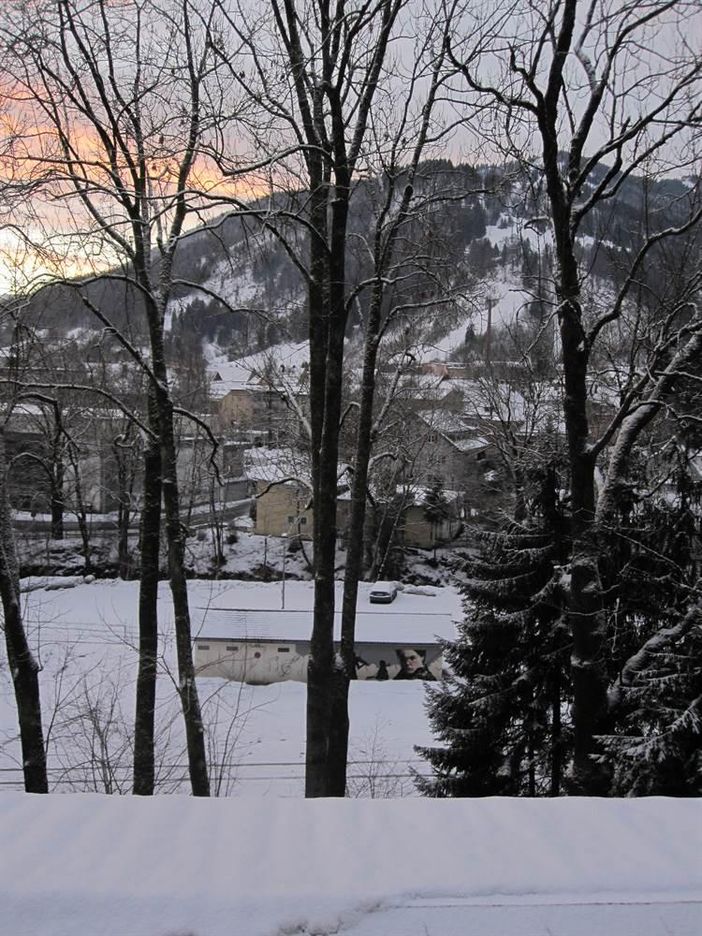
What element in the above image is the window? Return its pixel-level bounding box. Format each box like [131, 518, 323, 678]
[198, 644, 210, 651]
[299, 516, 307, 525]
[278, 647, 290, 653]
[253, 651, 261, 659]
[287, 515, 295, 524]
[226, 645, 239, 652]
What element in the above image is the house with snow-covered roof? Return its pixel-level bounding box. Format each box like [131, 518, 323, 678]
[395, 483, 464, 548]
[209, 345, 309, 442]
[244, 447, 463, 548]
[244, 446, 314, 539]
[403, 408, 504, 508]
[194, 580, 458, 684]
[243, 447, 352, 540]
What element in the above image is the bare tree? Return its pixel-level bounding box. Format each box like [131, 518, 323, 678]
[211, 0, 423, 796]
[333, 42, 466, 790]
[0, 0, 246, 795]
[0, 302, 48, 792]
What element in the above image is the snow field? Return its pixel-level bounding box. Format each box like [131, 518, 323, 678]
[0, 794, 700, 936]
[0, 578, 442, 795]
[1, 580, 701, 935]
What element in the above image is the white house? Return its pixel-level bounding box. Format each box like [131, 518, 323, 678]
[193, 580, 459, 685]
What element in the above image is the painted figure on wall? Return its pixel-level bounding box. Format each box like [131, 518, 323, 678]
[393, 647, 436, 681]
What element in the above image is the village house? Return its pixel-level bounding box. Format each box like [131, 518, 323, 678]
[401, 408, 505, 511]
[1, 402, 128, 516]
[397, 484, 464, 548]
[208, 346, 309, 443]
[243, 446, 347, 540]
[0, 399, 241, 522]
[245, 446, 464, 548]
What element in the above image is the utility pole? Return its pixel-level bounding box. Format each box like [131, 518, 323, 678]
[281, 533, 288, 609]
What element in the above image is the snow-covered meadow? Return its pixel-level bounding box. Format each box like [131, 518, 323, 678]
[0, 577, 454, 796]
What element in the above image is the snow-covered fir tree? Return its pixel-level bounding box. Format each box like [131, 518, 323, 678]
[600, 443, 702, 796]
[418, 465, 572, 796]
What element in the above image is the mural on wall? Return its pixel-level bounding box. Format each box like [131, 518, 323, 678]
[356, 646, 441, 681]
[198, 641, 443, 684]
[393, 647, 437, 681]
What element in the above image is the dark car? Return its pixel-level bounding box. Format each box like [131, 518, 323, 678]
[369, 582, 399, 604]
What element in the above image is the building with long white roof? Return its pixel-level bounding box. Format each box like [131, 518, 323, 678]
[194, 580, 459, 685]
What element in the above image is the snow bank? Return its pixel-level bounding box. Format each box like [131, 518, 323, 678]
[0, 794, 700, 936]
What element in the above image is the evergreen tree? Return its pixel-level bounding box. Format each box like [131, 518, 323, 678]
[419, 436, 702, 798]
[418, 466, 572, 796]
[599, 444, 702, 795]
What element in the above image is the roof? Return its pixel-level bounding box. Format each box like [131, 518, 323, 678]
[413, 409, 490, 452]
[209, 362, 261, 399]
[208, 342, 309, 400]
[243, 447, 311, 485]
[244, 447, 351, 493]
[415, 408, 471, 436]
[395, 372, 455, 402]
[195, 580, 460, 644]
[396, 483, 462, 505]
[196, 609, 453, 644]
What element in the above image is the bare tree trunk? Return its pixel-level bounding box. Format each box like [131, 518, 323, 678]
[209, 477, 224, 571]
[551, 670, 562, 797]
[0, 430, 48, 793]
[558, 306, 609, 790]
[157, 392, 210, 796]
[537, 28, 609, 788]
[69, 447, 92, 575]
[329, 283, 384, 794]
[527, 728, 536, 796]
[115, 438, 134, 580]
[117, 501, 131, 579]
[133, 397, 161, 796]
[325, 81, 447, 785]
[306, 175, 348, 798]
[138, 221, 210, 796]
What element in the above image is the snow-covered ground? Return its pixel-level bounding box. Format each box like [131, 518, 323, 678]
[1, 794, 700, 936]
[2, 579, 701, 936]
[0, 578, 454, 795]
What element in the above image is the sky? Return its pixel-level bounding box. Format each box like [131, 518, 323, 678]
[0, 0, 699, 296]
